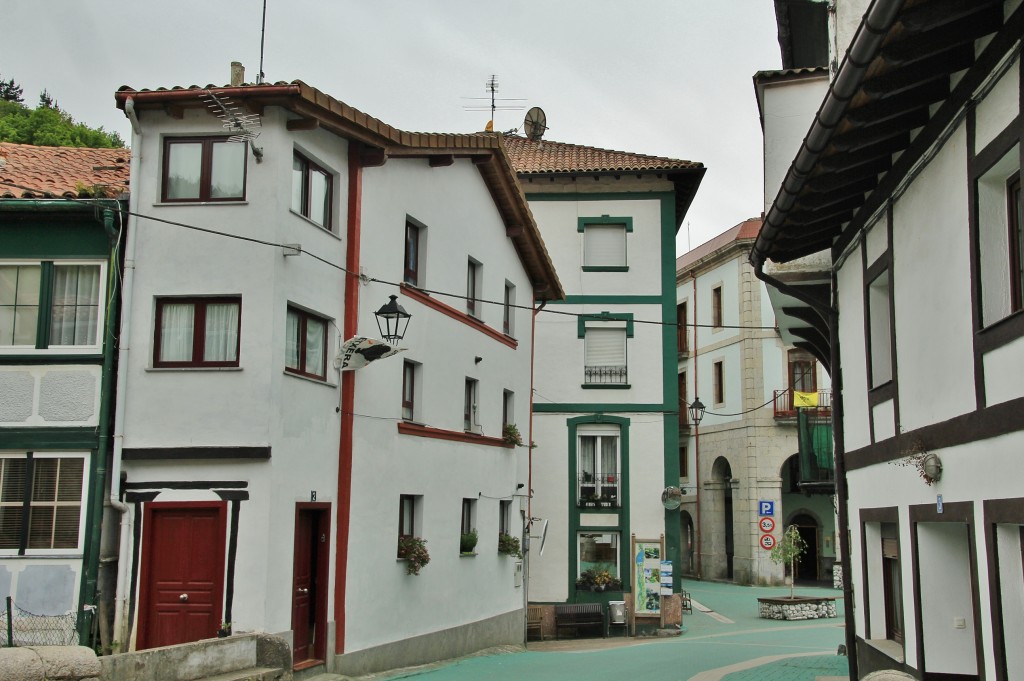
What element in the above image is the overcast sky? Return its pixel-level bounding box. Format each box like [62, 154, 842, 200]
[4, 1, 781, 254]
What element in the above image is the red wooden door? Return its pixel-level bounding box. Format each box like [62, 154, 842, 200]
[138, 502, 227, 650]
[292, 509, 315, 663]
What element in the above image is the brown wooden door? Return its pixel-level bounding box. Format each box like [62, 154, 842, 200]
[137, 502, 227, 650]
[291, 503, 330, 667]
[292, 509, 315, 663]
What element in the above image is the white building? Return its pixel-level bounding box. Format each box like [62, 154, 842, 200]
[502, 134, 704, 624]
[110, 72, 560, 676]
[753, 0, 1024, 677]
[676, 218, 834, 587]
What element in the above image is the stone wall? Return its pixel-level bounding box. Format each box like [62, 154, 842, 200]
[757, 596, 837, 620]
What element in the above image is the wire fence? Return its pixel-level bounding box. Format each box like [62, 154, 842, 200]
[2, 597, 79, 647]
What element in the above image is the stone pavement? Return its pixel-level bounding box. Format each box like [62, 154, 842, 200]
[364, 581, 849, 681]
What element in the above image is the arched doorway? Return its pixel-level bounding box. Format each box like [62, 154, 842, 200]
[789, 512, 821, 582]
[680, 510, 694, 575]
[711, 457, 734, 580]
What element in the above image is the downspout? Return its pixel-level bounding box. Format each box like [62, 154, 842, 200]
[691, 274, 701, 581]
[78, 204, 122, 646]
[335, 147, 363, 656]
[523, 297, 542, 643]
[110, 97, 141, 648]
[753, 264, 856, 678]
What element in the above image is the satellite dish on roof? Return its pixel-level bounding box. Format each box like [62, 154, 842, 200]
[524, 106, 547, 141]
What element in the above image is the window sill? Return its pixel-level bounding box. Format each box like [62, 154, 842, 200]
[146, 366, 243, 372]
[397, 421, 511, 448]
[581, 383, 631, 390]
[0, 348, 103, 358]
[864, 638, 904, 664]
[152, 200, 249, 207]
[459, 552, 478, 558]
[400, 283, 518, 349]
[289, 209, 341, 239]
[582, 266, 629, 272]
[283, 370, 337, 388]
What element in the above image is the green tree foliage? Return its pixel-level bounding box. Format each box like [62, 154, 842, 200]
[0, 74, 24, 103]
[0, 85, 124, 148]
[769, 525, 807, 598]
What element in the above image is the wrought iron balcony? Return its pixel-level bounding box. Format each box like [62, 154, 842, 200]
[773, 389, 832, 419]
[585, 365, 628, 385]
[578, 474, 620, 508]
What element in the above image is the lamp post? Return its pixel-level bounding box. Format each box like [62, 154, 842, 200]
[374, 294, 411, 343]
[687, 397, 705, 580]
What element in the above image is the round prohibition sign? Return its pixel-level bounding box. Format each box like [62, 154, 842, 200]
[760, 534, 776, 550]
[759, 517, 775, 533]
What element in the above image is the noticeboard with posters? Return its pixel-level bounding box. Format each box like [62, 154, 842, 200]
[632, 536, 665, 616]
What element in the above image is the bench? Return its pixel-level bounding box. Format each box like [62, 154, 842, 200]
[554, 603, 605, 639]
[526, 605, 544, 640]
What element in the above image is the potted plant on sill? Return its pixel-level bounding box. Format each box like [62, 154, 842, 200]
[575, 567, 623, 592]
[580, 493, 599, 508]
[498, 532, 522, 558]
[398, 535, 431, 575]
[599, 493, 615, 508]
[502, 423, 524, 447]
[460, 528, 479, 555]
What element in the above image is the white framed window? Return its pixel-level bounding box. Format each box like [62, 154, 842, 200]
[577, 426, 620, 506]
[1, 261, 105, 354]
[503, 282, 516, 336]
[0, 452, 88, 555]
[499, 499, 512, 537]
[291, 151, 333, 230]
[578, 532, 619, 579]
[402, 360, 420, 421]
[977, 143, 1021, 325]
[466, 258, 482, 317]
[464, 378, 479, 432]
[285, 305, 328, 380]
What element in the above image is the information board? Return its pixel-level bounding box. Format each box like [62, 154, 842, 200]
[633, 539, 663, 615]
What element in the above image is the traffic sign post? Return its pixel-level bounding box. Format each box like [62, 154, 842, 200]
[759, 500, 775, 516]
[760, 534, 776, 550]
[759, 517, 775, 533]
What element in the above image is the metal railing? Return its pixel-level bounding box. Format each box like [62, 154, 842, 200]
[773, 389, 832, 418]
[584, 365, 628, 385]
[2, 597, 79, 647]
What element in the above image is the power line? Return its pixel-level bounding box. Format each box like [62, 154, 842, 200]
[0, 182, 781, 331]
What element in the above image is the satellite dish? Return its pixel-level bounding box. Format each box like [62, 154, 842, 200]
[661, 486, 683, 510]
[523, 106, 547, 141]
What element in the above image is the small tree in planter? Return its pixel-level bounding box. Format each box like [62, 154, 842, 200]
[498, 532, 522, 558]
[460, 529, 479, 554]
[769, 525, 807, 598]
[398, 536, 431, 575]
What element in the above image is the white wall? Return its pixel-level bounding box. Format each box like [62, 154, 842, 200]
[762, 77, 830, 213]
[917, 523, 977, 675]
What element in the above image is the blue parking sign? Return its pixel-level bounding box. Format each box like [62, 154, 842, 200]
[759, 500, 775, 516]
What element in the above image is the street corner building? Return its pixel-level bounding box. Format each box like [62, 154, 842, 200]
[501, 131, 705, 630]
[100, 70, 562, 675]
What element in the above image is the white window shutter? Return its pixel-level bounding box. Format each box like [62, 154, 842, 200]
[584, 225, 625, 266]
[585, 328, 625, 366]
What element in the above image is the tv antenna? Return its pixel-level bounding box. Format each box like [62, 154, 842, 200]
[201, 90, 264, 162]
[462, 75, 525, 131]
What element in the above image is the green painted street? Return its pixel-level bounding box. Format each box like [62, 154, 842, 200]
[371, 582, 848, 681]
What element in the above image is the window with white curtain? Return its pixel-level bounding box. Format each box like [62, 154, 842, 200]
[0, 261, 103, 351]
[0, 452, 87, 554]
[285, 306, 327, 380]
[577, 428, 620, 506]
[154, 296, 240, 367]
[583, 224, 627, 268]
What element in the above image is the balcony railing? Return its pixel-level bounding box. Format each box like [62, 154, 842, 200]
[585, 365, 628, 385]
[773, 389, 832, 419]
[578, 474, 620, 508]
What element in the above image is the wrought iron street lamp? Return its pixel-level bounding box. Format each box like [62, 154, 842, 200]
[688, 397, 706, 427]
[374, 295, 411, 343]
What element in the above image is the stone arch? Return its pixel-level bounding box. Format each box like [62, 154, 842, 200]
[706, 456, 734, 580]
[785, 509, 823, 582]
[679, 510, 694, 575]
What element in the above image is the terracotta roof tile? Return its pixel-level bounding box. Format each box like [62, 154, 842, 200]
[676, 217, 762, 271]
[501, 135, 702, 175]
[0, 143, 130, 198]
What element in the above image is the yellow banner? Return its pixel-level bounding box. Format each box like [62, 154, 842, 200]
[793, 391, 819, 408]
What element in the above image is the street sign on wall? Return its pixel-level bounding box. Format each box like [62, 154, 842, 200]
[759, 517, 775, 533]
[760, 534, 776, 550]
[759, 500, 775, 516]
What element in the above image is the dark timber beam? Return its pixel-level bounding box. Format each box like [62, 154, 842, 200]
[831, 111, 928, 151]
[287, 118, 319, 131]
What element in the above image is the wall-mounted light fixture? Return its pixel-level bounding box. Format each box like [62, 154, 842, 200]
[374, 294, 411, 342]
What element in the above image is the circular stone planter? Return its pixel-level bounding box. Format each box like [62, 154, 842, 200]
[757, 596, 838, 620]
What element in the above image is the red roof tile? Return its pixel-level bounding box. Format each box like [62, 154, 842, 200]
[0, 143, 130, 198]
[676, 217, 762, 272]
[501, 135, 702, 175]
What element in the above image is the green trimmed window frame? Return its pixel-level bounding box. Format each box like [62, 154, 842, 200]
[578, 216, 632, 272]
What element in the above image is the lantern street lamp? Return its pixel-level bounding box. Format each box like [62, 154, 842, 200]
[688, 397, 706, 428]
[374, 295, 411, 343]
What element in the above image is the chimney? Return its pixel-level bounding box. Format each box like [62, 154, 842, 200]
[230, 62, 245, 87]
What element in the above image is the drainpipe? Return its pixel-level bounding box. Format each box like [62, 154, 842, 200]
[109, 97, 141, 648]
[752, 265, 856, 678]
[691, 274, 701, 581]
[335, 146, 364, 656]
[77, 204, 122, 645]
